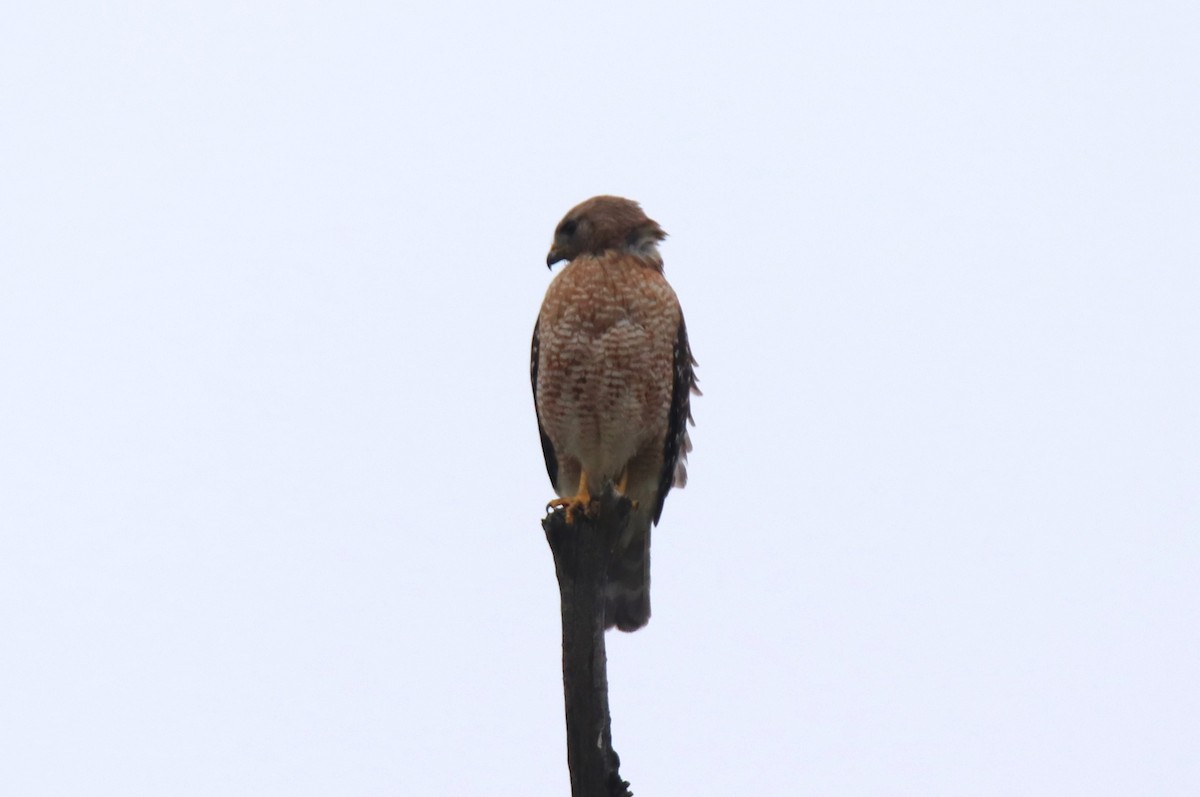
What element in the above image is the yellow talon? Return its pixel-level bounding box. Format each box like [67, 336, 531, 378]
[547, 470, 594, 523]
[614, 471, 639, 509]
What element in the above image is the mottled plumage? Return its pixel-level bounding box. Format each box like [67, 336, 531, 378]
[532, 196, 698, 632]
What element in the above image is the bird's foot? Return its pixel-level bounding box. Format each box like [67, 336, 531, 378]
[547, 474, 595, 523]
[614, 472, 639, 510]
[546, 495, 597, 524]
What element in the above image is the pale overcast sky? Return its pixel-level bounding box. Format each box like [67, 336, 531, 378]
[2, 2, 1198, 795]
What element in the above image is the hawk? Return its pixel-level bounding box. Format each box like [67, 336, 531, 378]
[531, 196, 699, 632]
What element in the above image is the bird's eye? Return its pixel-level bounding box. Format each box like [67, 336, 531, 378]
[561, 219, 577, 237]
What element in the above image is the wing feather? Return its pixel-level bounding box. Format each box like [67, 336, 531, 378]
[531, 319, 559, 491]
[653, 316, 699, 523]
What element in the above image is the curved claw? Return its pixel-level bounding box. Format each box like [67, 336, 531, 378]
[547, 471, 595, 524]
[614, 471, 638, 510]
[547, 496, 596, 524]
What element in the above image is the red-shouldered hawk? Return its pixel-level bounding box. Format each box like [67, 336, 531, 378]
[531, 196, 699, 632]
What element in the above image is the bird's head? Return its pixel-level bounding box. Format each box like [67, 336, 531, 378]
[546, 196, 667, 269]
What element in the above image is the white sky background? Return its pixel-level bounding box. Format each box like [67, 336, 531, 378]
[2, 1, 1198, 794]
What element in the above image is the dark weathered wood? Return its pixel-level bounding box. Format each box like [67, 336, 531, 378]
[543, 486, 634, 797]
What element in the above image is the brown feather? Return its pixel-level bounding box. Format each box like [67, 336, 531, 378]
[534, 196, 696, 632]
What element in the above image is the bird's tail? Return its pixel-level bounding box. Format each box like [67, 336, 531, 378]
[605, 515, 651, 632]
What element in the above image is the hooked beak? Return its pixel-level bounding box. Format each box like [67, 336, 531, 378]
[546, 247, 565, 269]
